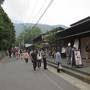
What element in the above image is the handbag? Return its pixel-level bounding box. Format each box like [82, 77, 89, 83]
[58, 64, 62, 69]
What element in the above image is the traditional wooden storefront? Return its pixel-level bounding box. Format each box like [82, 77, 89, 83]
[33, 17, 90, 63]
[33, 27, 65, 49]
[56, 16, 90, 63]
[33, 34, 49, 49]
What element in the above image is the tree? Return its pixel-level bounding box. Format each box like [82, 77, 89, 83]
[0, 6, 15, 50]
[0, 0, 4, 5]
[46, 31, 57, 44]
[16, 26, 42, 46]
[45, 27, 63, 44]
[30, 27, 42, 41]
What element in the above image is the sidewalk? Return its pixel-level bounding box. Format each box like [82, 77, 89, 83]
[47, 58, 90, 83]
[48, 58, 90, 75]
[62, 58, 90, 76]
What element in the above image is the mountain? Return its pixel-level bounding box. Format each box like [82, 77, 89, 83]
[14, 23, 67, 37]
[14, 23, 27, 37]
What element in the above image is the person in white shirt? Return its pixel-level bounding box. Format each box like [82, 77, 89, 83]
[37, 50, 42, 68]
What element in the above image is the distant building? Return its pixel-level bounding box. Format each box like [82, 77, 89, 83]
[33, 27, 65, 48]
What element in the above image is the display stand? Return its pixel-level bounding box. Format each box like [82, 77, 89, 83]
[74, 50, 83, 67]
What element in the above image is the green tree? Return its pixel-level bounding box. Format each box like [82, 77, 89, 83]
[0, 0, 4, 5]
[46, 31, 57, 44]
[30, 27, 42, 41]
[45, 27, 62, 44]
[0, 6, 15, 50]
[16, 26, 42, 46]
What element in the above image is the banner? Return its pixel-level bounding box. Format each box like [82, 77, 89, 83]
[74, 50, 82, 65]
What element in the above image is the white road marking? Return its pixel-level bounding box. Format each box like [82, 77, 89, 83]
[48, 66, 90, 90]
[42, 71, 64, 90]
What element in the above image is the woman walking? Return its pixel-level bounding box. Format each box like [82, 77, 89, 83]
[23, 50, 30, 63]
[55, 50, 62, 72]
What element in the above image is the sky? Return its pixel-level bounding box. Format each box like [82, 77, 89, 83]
[2, 0, 90, 26]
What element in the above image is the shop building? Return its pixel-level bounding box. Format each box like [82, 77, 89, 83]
[56, 16, 90, 63]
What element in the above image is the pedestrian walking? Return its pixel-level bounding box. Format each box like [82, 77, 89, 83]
[55, 50, 62, 72]
[15, 48, 20, 60]
[42, 49, 47, 70]
[37, 50, 42, 68]
[23, 50, 30, 63]
[31, 50, 37, 71]
[12, 48, 16, 58]
[8, 48, 12, 58]
[20, 49, 23, 60]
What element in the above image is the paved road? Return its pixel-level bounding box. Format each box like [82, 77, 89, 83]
[0, 57, 88, 90]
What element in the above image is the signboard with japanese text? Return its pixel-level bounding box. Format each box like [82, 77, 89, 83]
[74, 50, 82, 65]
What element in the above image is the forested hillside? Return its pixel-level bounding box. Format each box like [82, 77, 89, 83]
[14, 23, 67, 37]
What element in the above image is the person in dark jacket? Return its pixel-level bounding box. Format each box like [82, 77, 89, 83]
[42, 49, 47, 70]
[31, 50, 37, 71]
[8, 48, 12, 58]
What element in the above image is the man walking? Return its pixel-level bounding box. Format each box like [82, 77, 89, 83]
[31, 50, 37, 71]
[42, 49, 47, 70]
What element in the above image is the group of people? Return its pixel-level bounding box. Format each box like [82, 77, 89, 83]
[19, 49, 48, 71]
[8, 47, 23, 59]
[66, 43, 81, 67]
[8, 47, 62, 72]
[30, 49, 47, 71]
[8, 43, 79, 72]
[8, 47, 48, 71]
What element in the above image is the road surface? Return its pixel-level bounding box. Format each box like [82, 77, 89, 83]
[0, 57, 89, 90]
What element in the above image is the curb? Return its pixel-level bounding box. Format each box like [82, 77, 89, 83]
[47, 61, 90, 84]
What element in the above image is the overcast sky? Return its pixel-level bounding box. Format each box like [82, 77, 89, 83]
[2, 0, 90, 26]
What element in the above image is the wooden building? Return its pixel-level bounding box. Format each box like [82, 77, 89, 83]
[33, 17, 90, 63]
[33, 27, 65, 49]
[56, 16, 90, 63]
